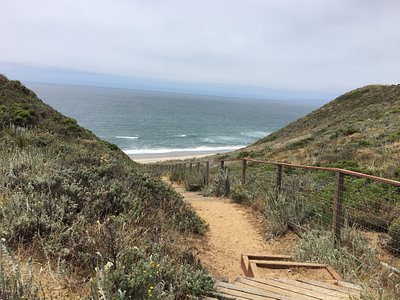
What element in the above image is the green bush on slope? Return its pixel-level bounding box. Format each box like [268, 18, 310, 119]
[0, 75, 211, 298]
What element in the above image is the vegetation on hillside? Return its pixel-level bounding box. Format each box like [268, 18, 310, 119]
[245, 85, 400, 179]
[0, 75, 213, 298]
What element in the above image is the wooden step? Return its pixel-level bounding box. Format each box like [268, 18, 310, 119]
[212, 277, 362, 300]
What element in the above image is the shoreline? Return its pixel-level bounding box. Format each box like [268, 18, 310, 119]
[129, 150, 230, 164]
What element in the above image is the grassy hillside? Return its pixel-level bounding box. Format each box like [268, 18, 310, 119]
[0, 75, 213, 299]
[241, 85, 400, 179]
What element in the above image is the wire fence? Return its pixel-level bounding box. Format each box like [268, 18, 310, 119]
[149, 157, 400, 253]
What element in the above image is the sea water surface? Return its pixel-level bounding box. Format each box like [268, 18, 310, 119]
[27, 83, 320, 156]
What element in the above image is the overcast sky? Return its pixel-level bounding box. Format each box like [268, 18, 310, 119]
[1, 0, 399, 100]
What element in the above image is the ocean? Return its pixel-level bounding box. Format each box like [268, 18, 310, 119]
[27, 83, 320, 157]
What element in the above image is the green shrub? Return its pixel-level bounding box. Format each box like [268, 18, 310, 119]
[338, 127, 361, 136]
[185, 172, 205, 192]
[101, 141, 119, 151]
[387, 132, 400, 143]
[230, 184, 248, 203]
[237, 151, 258, 158]
[293, 227, 378, 281]
[12, 105, 36, 127]
[169, 167, 186, 183]
[91, 247, 214, 299]
[263, 190, 315, 237]
[358, 140, 372, 147]
[292, 227, 400, 299]
[286, 137, 314, 150]
[326, 160, 362, 172]
[209, 169, 231, 197]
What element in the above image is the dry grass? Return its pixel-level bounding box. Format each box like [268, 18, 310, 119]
[240, 84, 400, 179]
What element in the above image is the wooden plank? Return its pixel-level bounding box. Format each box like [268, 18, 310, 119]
[217, 287, 276, 300]
[235, 277, 317, 300]
[297, 279, 361, 297]
[326, 266, 342, 281]
[246, 277, 345, 300]
[251, 260, 328, 268]
[250, 262, 260, 277]
[217, 282, 292, 300]
[271, 279, 351, 299]
[243, 254, 294, 275]
[298, 279, 360, 295]
[245, 255, 293, 261]
[241, 255, 251, 276]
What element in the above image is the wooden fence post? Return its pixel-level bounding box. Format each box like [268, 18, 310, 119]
[242, 159, 247, 185]
[276, 164, 282, 196]
[333, 171, 345, 246]
[220, 160, 225, 170]
[189, 163, 192, 172]
[197, 162, 200, 172]
[205, 161, 210, 186]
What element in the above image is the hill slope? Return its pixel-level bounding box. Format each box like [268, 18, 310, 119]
[0, 75, 212, 298]
[241, 85, 400, 179]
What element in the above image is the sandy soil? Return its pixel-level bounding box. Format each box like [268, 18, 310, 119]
[171, 183, 299, 282]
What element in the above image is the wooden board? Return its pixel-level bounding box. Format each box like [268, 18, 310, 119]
[241, 254, 342, 281]
[213, 277, 361, 300]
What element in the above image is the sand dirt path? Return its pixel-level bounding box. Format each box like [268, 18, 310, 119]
[170, 182, 298, 282]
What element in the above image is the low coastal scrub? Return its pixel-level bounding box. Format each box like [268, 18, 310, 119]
[92, 247, 213, 299]
[0, 75, 212, 298]
[184, 172, 205, 192]
[293, 228, 400, 299]
[207, 169, 232, 197]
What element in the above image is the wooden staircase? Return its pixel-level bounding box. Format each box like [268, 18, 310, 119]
[206, 276, 362, 300]
[204, 254, 362, 299]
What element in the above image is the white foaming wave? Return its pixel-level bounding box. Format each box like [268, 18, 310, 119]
[241, 131, 270, 138]
[174, 134, 187, 137]
[124, 145, 245, 155]
[202, 136, 243, 143]
[116, 136, 139, 140]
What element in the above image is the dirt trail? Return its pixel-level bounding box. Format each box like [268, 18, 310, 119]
[171, 183, 298, 282]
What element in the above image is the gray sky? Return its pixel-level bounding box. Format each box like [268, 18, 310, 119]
[1, 0, 399, 100]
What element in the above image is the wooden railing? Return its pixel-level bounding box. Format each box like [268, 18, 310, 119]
[151, 157, 400, 247]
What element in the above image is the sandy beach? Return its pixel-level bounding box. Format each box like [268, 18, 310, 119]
[129, 150, 228, 164]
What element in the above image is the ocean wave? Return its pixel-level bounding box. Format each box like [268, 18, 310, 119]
[116, 136, 139, 140]
[240, 131, 270, 138]
[123, 145, 245, 155]
[201, 136, 244, 143]
[174, 134, 187, 138]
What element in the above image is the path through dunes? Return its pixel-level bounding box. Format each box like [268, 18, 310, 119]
[170, 183, 299, 282]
